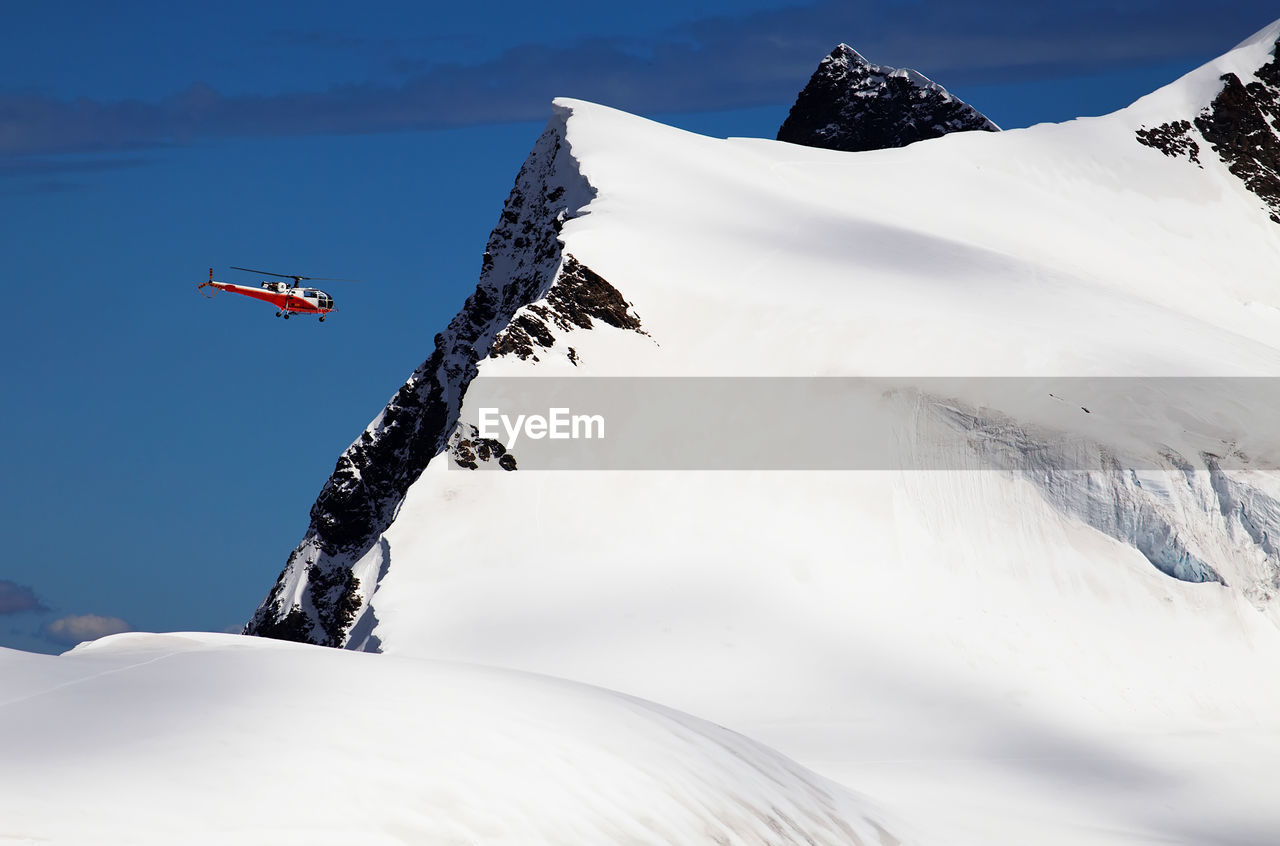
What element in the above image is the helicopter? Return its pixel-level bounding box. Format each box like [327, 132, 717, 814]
[198, 266, 360, 321]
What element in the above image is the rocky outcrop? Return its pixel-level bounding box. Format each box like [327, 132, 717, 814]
[1136, 33, 1280, 222]
[448, 424, 519, 471]
[1135, 120, 1201, 164]
[491, 254, 646, 362]
[245, 106, 598, 647]
[777, 44, 998, 152]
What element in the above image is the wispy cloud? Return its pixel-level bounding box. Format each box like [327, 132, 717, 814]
[43, 614, 133, 646]
[0, 580, 46, 615]
[1, 1, 1275, 167]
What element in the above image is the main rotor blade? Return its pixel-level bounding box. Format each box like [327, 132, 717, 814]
[303, 277, 363, 283]
[230, 266, 309, 280]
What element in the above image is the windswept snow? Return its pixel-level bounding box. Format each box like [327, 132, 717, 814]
[0, 633, 909, 845]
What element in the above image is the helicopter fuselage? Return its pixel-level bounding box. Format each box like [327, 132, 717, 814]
[202, 279, 335, 318]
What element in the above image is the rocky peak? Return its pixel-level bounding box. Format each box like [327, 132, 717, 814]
[244, 107, 602, 647]
[1136, 32, 1280, 223]
[777, 43, 999, 152]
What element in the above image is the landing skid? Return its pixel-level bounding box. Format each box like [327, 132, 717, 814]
[273, 309, 326, 322]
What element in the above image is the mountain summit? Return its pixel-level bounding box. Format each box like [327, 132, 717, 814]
[245, 26, 1280, 660]
[776, 44, 999, 151]
[1134, 26, 1280, 221]
[242, 23, 1280, 843]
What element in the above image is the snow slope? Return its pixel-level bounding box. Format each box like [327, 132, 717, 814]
[0, 632, 909, 845]
[245, 21, 1280, 846]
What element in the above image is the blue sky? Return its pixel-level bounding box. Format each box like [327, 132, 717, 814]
[2, 1, 1276, 653]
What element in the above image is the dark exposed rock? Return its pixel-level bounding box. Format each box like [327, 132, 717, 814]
[491, 254, 646, 362]
[1136, 120, 1201, 164]
[250, 603, 314, 642]
[1195, 62, 1280, 223]
[777, 44, 998, 153]
[453, 444, 477, 470]
[1136, 35, 1280, 223]
[306, 564, 362, 647]
[547, 255, 644, 333]
[246, 109, 588, 645]
[491, 312, 558, 361]
[247, 550, 361, 647]
[245, 565, 313, 642]
[448, 425, 518, 471]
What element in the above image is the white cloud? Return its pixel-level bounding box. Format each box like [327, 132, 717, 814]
[44, 614, 133, 646]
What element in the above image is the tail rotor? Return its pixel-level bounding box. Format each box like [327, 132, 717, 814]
[198, 267, 218, 298]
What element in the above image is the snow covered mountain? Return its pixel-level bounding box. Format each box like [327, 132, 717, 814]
[237, 23, 1280, 845]
[1134, 34, 1280, 222]
[776, 44, 999, 151]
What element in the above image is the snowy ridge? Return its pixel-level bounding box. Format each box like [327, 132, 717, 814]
[246, 104, 599, 646]
[0, 633, 913, 845]
[235, 23, 1280, 844]
[338, 27, 1280, 845]
[1132, 23, 1280, 222]
[777, 43, 999, 152]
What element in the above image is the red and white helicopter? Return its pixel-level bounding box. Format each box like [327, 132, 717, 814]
[198, 266, 359, 321]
